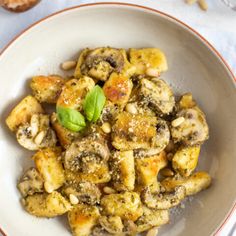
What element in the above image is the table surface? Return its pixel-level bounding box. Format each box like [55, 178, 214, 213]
[0, 0, 235, 236]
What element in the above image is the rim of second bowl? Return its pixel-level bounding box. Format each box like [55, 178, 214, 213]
[0, 2, 235, 236]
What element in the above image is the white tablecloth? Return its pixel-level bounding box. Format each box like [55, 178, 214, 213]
[0, 0, 235, 235]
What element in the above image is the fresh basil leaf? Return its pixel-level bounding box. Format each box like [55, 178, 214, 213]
[83, 85, 106, 122]
[56, 106, 86, 132]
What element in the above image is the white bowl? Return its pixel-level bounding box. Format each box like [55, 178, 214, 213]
[0, 3, 235, 236]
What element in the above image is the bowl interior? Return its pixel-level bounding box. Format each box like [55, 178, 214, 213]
[0, 4, 235, 236]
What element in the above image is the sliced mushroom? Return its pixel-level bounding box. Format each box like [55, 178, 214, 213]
[171, 107, 209, 146]
[141, 186, 186, 210]
[65, 163, 111, 185]
[16, 114, 57, 151]
[122, 220, 137, 235]
[100, 101, 121, 123]
[63, 181, 101, 205]
[99, 216, 123, 234]
[139, 78, 175, 115]
[135, 206, 169, 233]
[64, 136, 110, 173]
[91, 226, 112, 236]
[80, 47, 125, 81]
[17, 168, 44, 197]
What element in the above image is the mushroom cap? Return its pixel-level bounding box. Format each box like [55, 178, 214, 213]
[171, 107, 209, 146]
[80, 47, 125, 81]
[64, 137, 110, 172]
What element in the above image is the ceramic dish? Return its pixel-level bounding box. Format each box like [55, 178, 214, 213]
[0, 3, 235, 236]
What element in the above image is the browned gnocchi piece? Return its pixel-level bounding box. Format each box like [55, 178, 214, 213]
[6, 95, 44, 132]
[161, 171, 211, 196]
[101, 192, 143, 221]
[68, 203, 100, 236]
[33, 147, 65, 193]
[30, 75, 65, 103]
[23, 191, 71, 217]
[129, 48, 168, 75]
[57, 76, 95, 110]
[112, 112, 158, 150]
[111, 150, 135, 191]
[172, 146, 200, 177]
[135, 151, 167, 191]
[103, 72, 133, 106]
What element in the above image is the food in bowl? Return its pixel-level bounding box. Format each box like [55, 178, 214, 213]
[5, 47, 211, 236]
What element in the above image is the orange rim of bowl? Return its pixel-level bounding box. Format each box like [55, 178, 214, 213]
[0, 2, 235, 236]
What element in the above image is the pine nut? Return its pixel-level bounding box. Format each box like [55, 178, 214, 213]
[101, 122, 111, 134]
[171, 117, 185, 127]
[146, 227, 159, 236]
[103, 186, 116, 194]
[167, 153, 174, 161]
[146, 68, 160, 77]
[165, 140, 175, 153]
[20, 198, 26, 206]
[69, 194, 79, 205]
[30, 115, 39, 137]
[160, 168, 174, 177]
[61, 60, 77, 71]
[198, 0, 208, 11]
[34, 131, 45, 145]
[44, 182, 54, 193]
[186, 0, 197, 4]
[125, 103, 137, 114]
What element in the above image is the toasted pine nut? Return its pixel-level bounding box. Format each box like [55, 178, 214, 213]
[171, 117, 185, 127]
[44, 182, 54, 193]
[69, 194, 79, 205]
[167, 152, 174, 161]
[160, 168, 174, 177]
[198, 0, 208, 11]
[61, 60, 77, 71]
[101, 122, 111, 134]
[30, 115, 39, 137]
[146, 68, 160, 77]
[103, 186, 116, 194]
[20, 198, 26, 206]
[34, 131, 45, 145]
[146, 227, 159, 236]
[125, 103, 137, 114]
[186, 0, 197, 4]
[165, 140, 175, 153]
